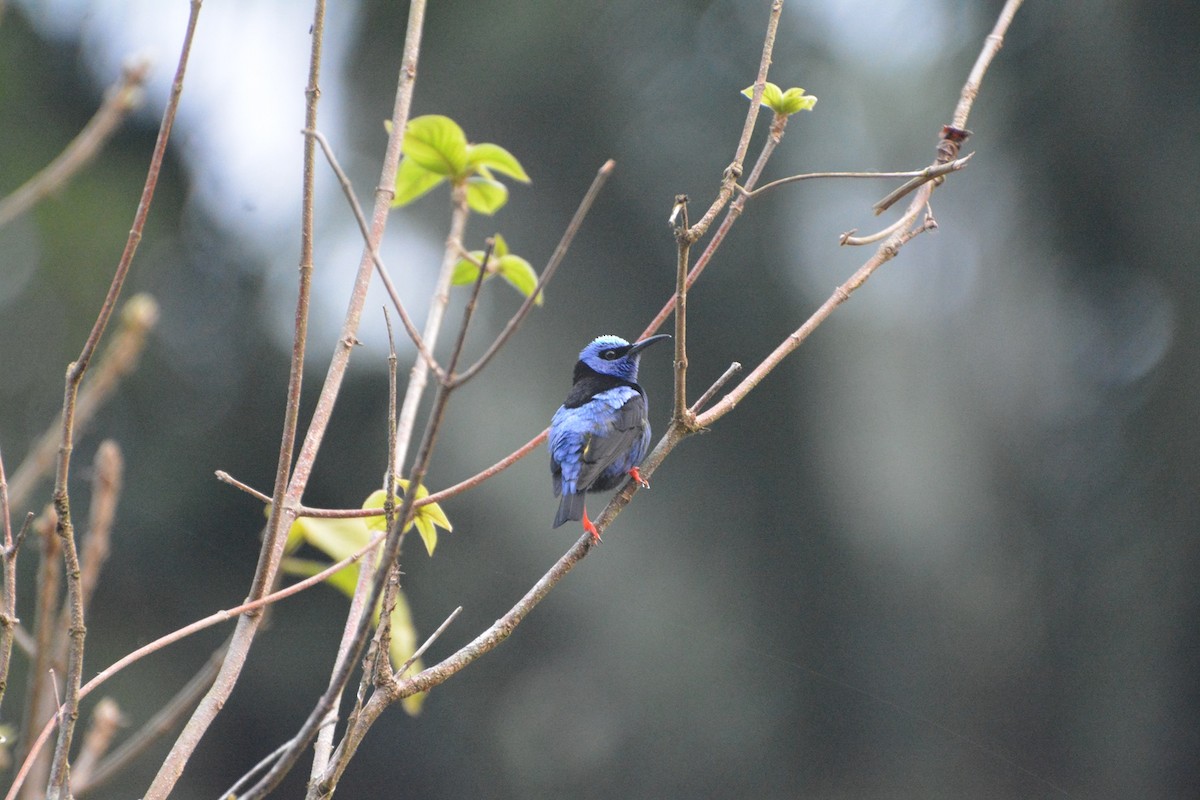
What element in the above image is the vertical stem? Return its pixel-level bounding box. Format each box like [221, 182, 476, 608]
[393, 185, 471, 474]
[671, 197, 692, 424]
[0, 450, 15, 712]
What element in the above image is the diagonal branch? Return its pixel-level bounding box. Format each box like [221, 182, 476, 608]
[449, 159, 616, 387]
[0, 58, 150, 229]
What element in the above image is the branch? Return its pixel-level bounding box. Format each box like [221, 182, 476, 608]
[306, 128, 443, 380]
[670, 196, 693, 425]
[0, 448, 18, 712]
[62, 698, 124, 791]
[0, 57, 150, 229]
[683, 0, 783, 243]
[392, 183, 469, 473]
[735, 154, 973, 204]
[239, 194, 478, 800]
[449, 159, 616, 387]
[7, 522, 393, 800]
[641, 107, 789, 340]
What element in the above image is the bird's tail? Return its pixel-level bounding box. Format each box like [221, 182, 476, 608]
[552, 492, 584, 528]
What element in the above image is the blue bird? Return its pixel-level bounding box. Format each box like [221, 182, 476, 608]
[549, 333, 671, 541]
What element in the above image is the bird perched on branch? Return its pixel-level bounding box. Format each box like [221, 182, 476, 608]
[549, 333, 671, 541]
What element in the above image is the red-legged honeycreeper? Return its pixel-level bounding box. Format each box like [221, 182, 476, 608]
[548, 333, 671, 541]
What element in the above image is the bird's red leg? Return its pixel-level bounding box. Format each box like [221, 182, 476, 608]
[628, 466, 650, 488]
[582, 508, 601, 542]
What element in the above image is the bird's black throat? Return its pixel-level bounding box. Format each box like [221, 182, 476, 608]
[562, 362, 641, 409]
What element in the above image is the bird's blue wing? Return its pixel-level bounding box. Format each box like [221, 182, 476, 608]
[568, 388, 652, 494]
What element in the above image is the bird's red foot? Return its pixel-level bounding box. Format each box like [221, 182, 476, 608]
[582, 510, 601, 543]
[628, 466, 650, 489]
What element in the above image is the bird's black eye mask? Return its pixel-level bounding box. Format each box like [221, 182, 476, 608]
[600, 347, 628, 361]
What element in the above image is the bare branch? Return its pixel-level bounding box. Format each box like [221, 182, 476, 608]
[0, 58, 150, 229]
[450, 159, 616, 387]
[306, 129, 443, 380]
[684, 0, 784, 243]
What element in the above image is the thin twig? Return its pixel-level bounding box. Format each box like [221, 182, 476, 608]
[307, 129, 443, 380]
[952, 0, 1023, 131]
[450, 159, 616, 387]
[670, 196, 693, 425]
[689, 362, 743, 416]
[683, 0, 783, 243]
[871, 153, 973, 214]
[16, 509, 59, 800]
[392, 184, 469, 473]
[213, 471, 272, 503]
[735, 155, 973, 203]
[0, 449, 16, 711]
[393, 606, 462, 679]
[0, 58, 150, 229]
[221, 740, 293, 800]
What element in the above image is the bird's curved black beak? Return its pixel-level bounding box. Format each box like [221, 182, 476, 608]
[628, 334, 671, 355]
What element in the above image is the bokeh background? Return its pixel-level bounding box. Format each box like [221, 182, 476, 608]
[2, 1, 1197, 798]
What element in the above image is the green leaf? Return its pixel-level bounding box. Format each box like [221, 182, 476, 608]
[497, 254, 544, 306]
[452, 251, 488, 286]
[465, 142, 530, 183]
[291, 516, 370, 562]
[282, 556, 360, 597]
[362, 478, 452, 558]
[465, 174, 508, 215]
[393, 156, 446, 207]
[778, 87, 817, 114]
[491, 232, 509, 257]
[403, 115, 468, 177]
[742, 82, 816, 116]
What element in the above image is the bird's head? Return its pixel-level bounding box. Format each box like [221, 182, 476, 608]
[578, 334, 671, 382]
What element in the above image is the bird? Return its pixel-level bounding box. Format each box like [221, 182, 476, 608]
[548, 333, 671, 541]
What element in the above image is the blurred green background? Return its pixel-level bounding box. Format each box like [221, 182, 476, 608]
[1, 1, 1197, 798]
